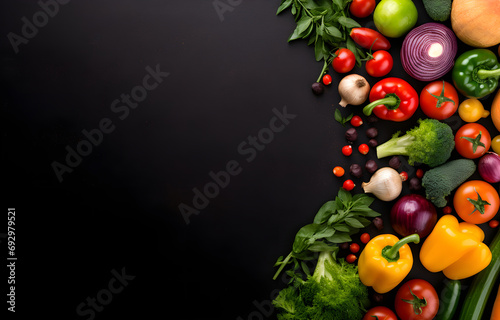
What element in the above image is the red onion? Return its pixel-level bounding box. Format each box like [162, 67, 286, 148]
[478, 152, 500, 183]
[390, 194, 437, 239]
[401, 23, 457, 81]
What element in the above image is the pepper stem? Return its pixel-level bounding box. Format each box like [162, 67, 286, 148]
[477, 68, 500, 79]
[382, 234, 420, 262]
[363, 93, 400, 116]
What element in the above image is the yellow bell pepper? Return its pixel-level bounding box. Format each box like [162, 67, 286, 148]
[420, 215, 492, 280]
[358, 233, 420, 294]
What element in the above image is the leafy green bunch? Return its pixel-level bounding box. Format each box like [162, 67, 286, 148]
[277, 0, 366, 67]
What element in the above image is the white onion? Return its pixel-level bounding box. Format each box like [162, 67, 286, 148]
[401, 23, 457, 81]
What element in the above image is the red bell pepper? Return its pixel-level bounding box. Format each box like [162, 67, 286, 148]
[362, 77, 419, 122]
[350, 28, 391, 51]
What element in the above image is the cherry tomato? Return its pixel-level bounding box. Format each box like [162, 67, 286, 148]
[489, 220, 499, 228]
[346, 254, 357, 263]
[358, 144, 369, 155]
[349, 0, 376, 18]
[442, 206, 452, 214]
[342, 145, 353, 156]
[322, 74, 332, 85]
[365, 50, 393, 77]
[395, 279, 439, 320]
[332, 48, 356, 73]
[455, 123, 491, 159]
[419, 81, 459, 120]
[350, 115, 363, 127]
[360, 233, 370, 244]
[400, 171, 408, 181]
[363, 306, 398, 320]
[492, 135, 500, 154]
[343, 179, 355, 191]
[453, 180, 500, 224]
[350, 243, 360, 253]
[333, 166, 345, 177]
[416, 168, 424, 178]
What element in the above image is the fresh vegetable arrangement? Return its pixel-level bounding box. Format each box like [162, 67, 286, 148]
[274, 0, 500, 319]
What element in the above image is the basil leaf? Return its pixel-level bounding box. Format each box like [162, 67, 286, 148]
[333, 224, 350, 232]
[292, 223, 320, 253]
[308, 241, 337, 252]
[314, 37, 325, 61]
[277, 0, 293, 15]
[338, 187, 353, 206]
[324, 25, 342, 38]
[345, 217, 366, 228]
[331, 0, 344, 10]
[326, 233, 352, 243]
[338, 16, 361, 28]
[313, 200, 337, 224]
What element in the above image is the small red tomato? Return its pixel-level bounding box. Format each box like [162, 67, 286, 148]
[343, 179, 355, 191]
[395, 279, 439, 320]
[365, 50, 393, 77]
[400, 171, 408, 181]
[443, 206, 452, 214]
[332, 48, 356, 73]
[490, 220, 499, 228]
[350, 243, 360, 253]
[358, 144, 369, 155]
[360, 233, 370, 244]
[342, 145, 353, 156]
[420, 81, 459, 120]
[363, 306, 398, 320]
[322, 74, 332, 85]
[333, 166, 345, 177]
[346, 254, 357, 264]
[416, 168, 424, 178]
[349, 0, 376, 18]
[350, 115, 363, 127]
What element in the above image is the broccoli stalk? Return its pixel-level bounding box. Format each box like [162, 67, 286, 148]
[273, 251, 369, 320]
[375, 119, 454, 167]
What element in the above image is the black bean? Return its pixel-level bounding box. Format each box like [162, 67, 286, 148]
[345, 128, 358, 142]
[389, 156, 401, 170]
[409, 177, 422, 192]
[368, 138, 378, 147]
[366, 127, 378, 138]
[372, 217, 384, 230]
[311, 82, 324, 95]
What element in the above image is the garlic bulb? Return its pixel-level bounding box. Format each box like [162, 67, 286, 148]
[362, 167, 403, 201]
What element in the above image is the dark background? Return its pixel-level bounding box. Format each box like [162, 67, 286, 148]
[1, 1, 499, 319]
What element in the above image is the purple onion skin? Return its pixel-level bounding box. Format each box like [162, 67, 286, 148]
[478, 152, 500, 183]
[390, 194, 437, 239]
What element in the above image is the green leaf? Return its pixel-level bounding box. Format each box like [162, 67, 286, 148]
[296, 17, 313, 35]
[333, 224, 350, 232]
[324, 25, 342, 38]
[345, 217, 366, 228]
[338, 16, 361, 28]
[308, 240, 337, 252]
[313, 200, 337, 224]
[301, 261, 311, 277]
[314, 37, 325, 61]
[334, 108, 342, 122]
[277, 0, 293, 15]
[351, 209, 381, 218]
[352, 193, 374, 206]
[338, 187, 353, 205]
[356, 217, 372, 227]
[327, 212, 342, 225]
[326, 233, 352, 243]
[292, 223, 320, 253]
[331, 0, 344, 10]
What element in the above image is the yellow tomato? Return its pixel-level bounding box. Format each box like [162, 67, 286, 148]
[492, 135, 500, 154]
[458, 98, 490, 122]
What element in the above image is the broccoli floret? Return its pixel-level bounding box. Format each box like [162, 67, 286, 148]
[422, 0, 451, 21]
[376, 119, 454, 167]
[273, 252, 369, 320]
[422, 159, 476, 207]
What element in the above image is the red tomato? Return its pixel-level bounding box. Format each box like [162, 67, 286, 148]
[349, 0, 376, 18]
[454, 180, 500, 224]
[366, 50, 393, 77]
[395, 279, 439, 320]
[363, 306, 398, 320]
[420, 81, 459, 120]
[332, 48, 356, 73]
[455, 123, 491, 159]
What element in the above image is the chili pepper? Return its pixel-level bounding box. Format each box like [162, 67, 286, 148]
[362, 77, 419, 122]
[419, 215, 492, 280]
[358, 233, 420, 293]
[349, 28, 391, 50]
[452, 49, 500, 99]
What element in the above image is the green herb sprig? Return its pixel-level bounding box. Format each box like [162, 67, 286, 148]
[277, 0, 366, 68]
[273, 188, 380, 281]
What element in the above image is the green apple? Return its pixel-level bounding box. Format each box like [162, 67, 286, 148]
[373, 0, 418, 38]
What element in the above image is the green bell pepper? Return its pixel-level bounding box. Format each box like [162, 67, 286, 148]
[452, 49, 500, 99]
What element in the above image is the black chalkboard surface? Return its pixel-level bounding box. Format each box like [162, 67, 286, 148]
[1, 1, 499, 319]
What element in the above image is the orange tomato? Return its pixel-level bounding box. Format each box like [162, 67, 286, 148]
[453, 180, 500, 224]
